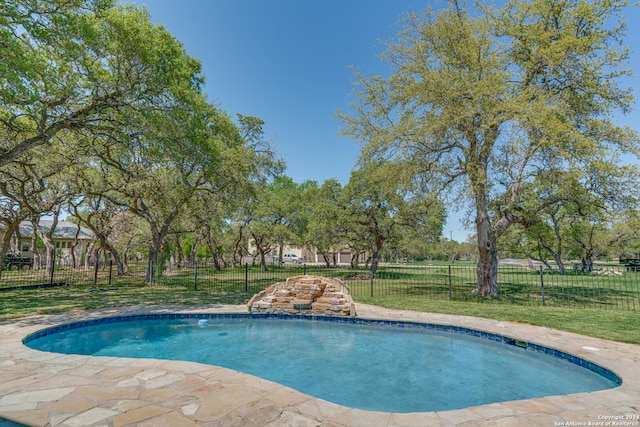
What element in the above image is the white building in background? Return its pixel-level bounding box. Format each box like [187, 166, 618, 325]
[13, 220, 95, 264]
[245, 241, 365, 266]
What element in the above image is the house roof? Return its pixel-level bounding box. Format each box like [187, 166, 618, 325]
[18, 221, 94, 240]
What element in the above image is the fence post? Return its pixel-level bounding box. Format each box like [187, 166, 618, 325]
[108, 260, 113, 287]
[539, 265, 545, 306]
[245, 263, 248, 292]
[448, 265, 452, 300]
[194, 260, 197, 290]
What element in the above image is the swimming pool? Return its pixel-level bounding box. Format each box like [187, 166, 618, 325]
[24, 313, 621, 413]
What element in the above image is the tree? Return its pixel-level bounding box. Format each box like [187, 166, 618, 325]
[1, 1, 207, 167]
[182, 190, 232, 270]
[339, 160, 444, 277]
[610, 210, 640, 260]
[242, 182, 283, 270]
[222, 117, 284, 269]
[0, 196, 28, 278]
[85, 102, 236, 280]
[0, 142, 75, 274]
[267, 176, 308, 264]
[499, 158, 638, 272]
[68, 195, 129, 275]
[339, 0, 637, 295]
[305, 179, 345, 267]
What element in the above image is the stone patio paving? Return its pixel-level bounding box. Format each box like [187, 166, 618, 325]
[0, 304, 638, 426]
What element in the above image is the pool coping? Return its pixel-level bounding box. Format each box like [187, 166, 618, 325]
[1, 304, 639, 426]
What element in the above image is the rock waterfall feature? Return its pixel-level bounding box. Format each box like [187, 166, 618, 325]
[247, 275, 356, 317]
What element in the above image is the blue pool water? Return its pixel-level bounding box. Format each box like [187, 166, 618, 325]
[24, 314, 620, 413]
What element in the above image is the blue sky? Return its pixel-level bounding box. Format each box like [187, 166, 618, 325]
[130, 0, 640, 241]
[130, 0, 430, 184]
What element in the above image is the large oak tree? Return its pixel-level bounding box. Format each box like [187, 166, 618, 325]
[339, 0, 638, 296]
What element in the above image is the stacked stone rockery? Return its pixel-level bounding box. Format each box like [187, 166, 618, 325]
[247, 275, 356, 317]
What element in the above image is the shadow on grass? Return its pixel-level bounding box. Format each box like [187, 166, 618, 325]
[0, 284, 254, 321]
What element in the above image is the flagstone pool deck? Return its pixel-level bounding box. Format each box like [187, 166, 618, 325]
[0, 304, 638, 427]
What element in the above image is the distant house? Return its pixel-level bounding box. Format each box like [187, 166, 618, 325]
[245, 241, 365, 266]
[13, 220, 95, 264]
[243, 242, 306, 265]
[311, 247, 366, 265]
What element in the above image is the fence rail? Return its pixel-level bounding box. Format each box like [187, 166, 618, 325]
[2, 261, 639, 310]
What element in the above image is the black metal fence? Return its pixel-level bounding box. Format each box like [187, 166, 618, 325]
[2, 261, 639, 310]
[150, 262, 639, 310]
[0, 260, 140, 290]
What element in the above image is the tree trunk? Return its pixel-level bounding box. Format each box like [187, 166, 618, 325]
[147, 244, 160, 283]
[232, 227, 245, 267]
[9, 228, 20, 254]
[44, 239, 56, 276]
[106, 247, 125, 276]
[581, 257, 594, 272]
[204, 233, 220, 271]
[68, 222, 83, 269]
[146, 227, 164, 283]
[250, 233, 269, 271]
[258, 248, 267, 270]
[211, 252, 221, 271]
[350, 250, 360, 268]
[476, 211, 498, 297]
[370, 249, 380, 277]
[84, 241, 94, 270]
[550, 214, 566, 274]
[543, 244, 566, 274]
[92, 234, 125, 276]
[32, 213, 59, 278]
[90, 247, 102, 278]
[203, 232, 222, 271]
[123, 235, 135, 269]
[321, 252, 331, 267]
[188, 236, 199, 268]
[277, 241, 284, 266]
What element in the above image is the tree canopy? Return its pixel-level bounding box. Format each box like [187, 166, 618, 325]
[0, 0, 204, 166]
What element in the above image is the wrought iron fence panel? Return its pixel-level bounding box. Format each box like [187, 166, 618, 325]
[2, 260, 638, 310]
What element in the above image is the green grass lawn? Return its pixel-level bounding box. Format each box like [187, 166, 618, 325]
[0, 284, 254, 319]
[356, 296, 640, 345]
[1, 282, 638, 345]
